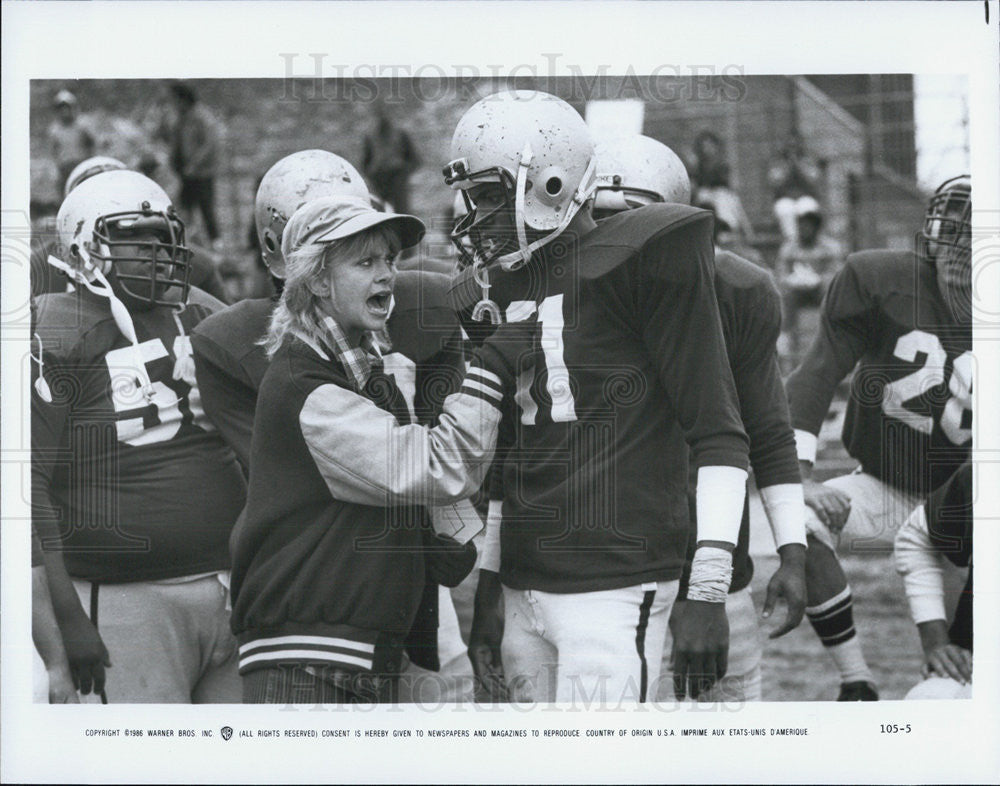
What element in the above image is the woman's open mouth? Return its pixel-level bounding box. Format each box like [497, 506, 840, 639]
[367, 292, 391, 314]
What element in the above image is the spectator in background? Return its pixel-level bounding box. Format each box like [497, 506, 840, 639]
[362, 104, 421, 215]
[168, 81, 222, 248]
[689, 129, 756, 246]
[775, 196, 842, 359]
[768, 133, 822, 242]
[48, 90, 96, 193]
[697, 199, 764, 268]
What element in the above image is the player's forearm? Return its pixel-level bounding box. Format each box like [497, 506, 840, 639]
[32, 566, 73, 672]
[759, 483, 808, 548]
[916, 619, 952, 655]
[695, 466, 748, 549]
[41, 550, 88, 628]
[895, 505, 948, 624]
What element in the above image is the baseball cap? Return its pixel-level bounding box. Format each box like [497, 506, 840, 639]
[794, 195, 822, 217]
[53, 89, 77, 107]
[281, 196, 425, 260]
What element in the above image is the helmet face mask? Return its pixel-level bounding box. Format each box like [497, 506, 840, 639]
[91, 206, 192, 308]
[447, 176, 521, 270]
[920, 175, 971, 325]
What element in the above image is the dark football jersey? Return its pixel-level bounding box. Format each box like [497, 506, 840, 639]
[190, 297, 275, 470]
[31, 287, 248, 582]
[454, 204, 749, 593]
[925, 461, 972, 651]
[191, 270, 464, 468]
[786, 251, 972, 496]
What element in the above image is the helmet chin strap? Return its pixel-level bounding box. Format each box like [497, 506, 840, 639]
[48, 249, 156, 402]
[497, 148, 598, 272]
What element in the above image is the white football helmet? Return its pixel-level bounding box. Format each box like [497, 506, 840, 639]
[443, 90, 597, 271]
[593, 135, 691, 217]
[56, 170, 191, 307]
[255, 149, 370, 278]
[63, 156, 127, 197]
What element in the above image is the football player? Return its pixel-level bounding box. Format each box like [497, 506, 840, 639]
[895, 461, 972, 699]
[589, 135, 807, 703]
[446, 91, 750, 703]
[31, 155, 227, 303]
[785, 175, 972, 700]
[190, 150, 477, 701]
[31, 170, 247, 702]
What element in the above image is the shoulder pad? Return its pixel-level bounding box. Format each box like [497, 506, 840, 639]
[579, 203, 712, 279]
[390, 269, 460, 363]
[394, 269, 453, 315]
[841, 249, 916, 299]
[186, 285, 226, 312]
[33, 292, 112, 360]
[714, 250, 779, 296]
[192, 297, 274, 349]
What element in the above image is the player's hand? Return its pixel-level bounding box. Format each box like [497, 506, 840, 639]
[47, 664, 81, 704]
[59, 611, 111, 695]
[762, 543, 807, 638]
[802, 478, 851, 533]
[672, 600, 729, 700]
[925, 643, 972, 685]
[468, 570, 508, 702]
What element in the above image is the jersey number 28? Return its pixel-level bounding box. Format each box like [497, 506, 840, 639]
[882, 330, 972, 444]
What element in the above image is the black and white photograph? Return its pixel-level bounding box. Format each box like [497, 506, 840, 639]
[2, 2, 999, 783]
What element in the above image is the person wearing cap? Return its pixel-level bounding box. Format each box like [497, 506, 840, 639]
[775, 196, 843, 361]
[193, 152, 478, 701]
[228, 196, 517, 704]
[48, 90, 96, 193]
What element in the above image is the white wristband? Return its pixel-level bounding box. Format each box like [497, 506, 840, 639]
[759, 483, 808, 549]
[687, 546, 733, 603]
[480, 499, 502, 574]
[794, 429, 818, 464]
[695, 465, 748, 547]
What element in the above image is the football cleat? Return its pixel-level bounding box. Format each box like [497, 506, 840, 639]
[836, 680, 879, 701]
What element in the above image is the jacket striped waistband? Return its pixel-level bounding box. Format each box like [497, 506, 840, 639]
[238, 634, 377, 674]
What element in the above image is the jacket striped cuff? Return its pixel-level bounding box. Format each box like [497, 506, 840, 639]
[461, 366, 504, 405]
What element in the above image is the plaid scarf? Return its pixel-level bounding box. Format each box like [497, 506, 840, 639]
[317, 315, 384, 391]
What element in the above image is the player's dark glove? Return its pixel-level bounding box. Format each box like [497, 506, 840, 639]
[469, 569, 508, 702]
[671, 600, 729, 700]
[424, 534, 478, 589]
[59, 610, 111, 696]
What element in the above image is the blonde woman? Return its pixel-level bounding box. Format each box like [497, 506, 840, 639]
[229, 196, 514, 704]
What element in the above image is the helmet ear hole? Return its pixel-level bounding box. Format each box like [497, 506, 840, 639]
[263, 231, 278, 253]
[545, 176, 563, 196]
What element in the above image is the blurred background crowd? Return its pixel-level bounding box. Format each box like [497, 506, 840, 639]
[29, 75, 969, 370]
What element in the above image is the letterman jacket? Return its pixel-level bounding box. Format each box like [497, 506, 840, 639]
[229, 325, 508, 676]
